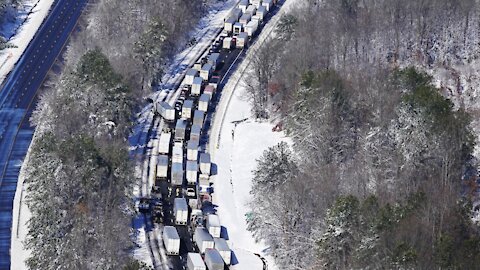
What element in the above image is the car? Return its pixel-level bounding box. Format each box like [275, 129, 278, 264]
[186, 187, 196, 197]
[138, 198, 150, 213]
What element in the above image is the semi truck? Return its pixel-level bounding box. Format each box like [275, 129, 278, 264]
[174, 198, 188, 225]
[193, 110, 205, 127]
[246, 19, 259, 37]
[171, 162, 184, 186]
[187, 140, 199, 161]
[214, 238, 231, 265]
[206, 214, 221, 238]
[190, 124, 201, 142]
[204, 248, 224, 270]
[156, 154, 169, 179]
[185, 68, 198, 85]
[186, 160, 198, 185]
[199, 153, 211, 175]
[187, 252, 206, 270]
[155, 101, 175, 122]
[182, 99, 194, 119]
[194, 227, 214, 254]
[162, 226, 180, 255]
[237, 32, 248, 48]
[198, 94, 210, 112]
[200, 63, 212, 81]
[175, 119, 188, 142]
[158, 132, 171, 155]
[192, 77, 203, 96]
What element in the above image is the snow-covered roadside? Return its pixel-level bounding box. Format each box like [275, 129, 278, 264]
[10, 134, 35, 270]
[0, 0, 55, 84]
[207, 1, 295, 269]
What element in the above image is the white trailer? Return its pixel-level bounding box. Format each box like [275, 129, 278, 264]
[206, 214, 221, 238]
[256, 5, 266, 20]
[172, 142, 183, 163]
[204, 85, 215, 97]
[239, 13, 252, 26]
[223, 37, 233, 49]
[156, 154, 169, 179]
[200, 63, 212, 81]
[171, 162, 184, 186]
[163, 226, 180, 255]
[262, 0, 273, 11]
[245, 19, 259, 36]
[182, 99, 194, 119]
[199, 174, 210, 192]
[193, 110, 205, 127]
[236, 32, 248, 48]
[224, 16, 236, 33]
[239, 0, 249, 12]
[251, 0, 262, 8]
[190, 124, 202, 142]
[207, 53, 220, 70]
[246, 4, 257, 15]
[199, 153, 211, 175]
[214, 238, 231, 265]
[205, 248, 224, 270]
[187, 140, 199, 161]
[192, 77, 203, 96]
[194, 227, 214, 254]
[175, 119, 188, 142]
[158, 132, 172, 155]
[233, 22, 243, 35]
[228, 7, 242, 21]
[186, 160, 198, 185]
[156, 102, 175, 121]
[198, 94, 210, 112]
[185, 68, 198, 85]
[174, 198, 188, 225]
[187, 252, 206, 270]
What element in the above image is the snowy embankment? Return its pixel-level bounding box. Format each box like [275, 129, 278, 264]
[208, 0, 295, 269]
[0, 0, 55, 84]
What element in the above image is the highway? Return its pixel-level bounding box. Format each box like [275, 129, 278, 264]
[0, 0, 88, 268]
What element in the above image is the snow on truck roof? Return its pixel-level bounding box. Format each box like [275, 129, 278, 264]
[163, 226, 180, 239]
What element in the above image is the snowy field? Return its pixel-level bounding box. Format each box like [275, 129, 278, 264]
[0, 0, 55, 84]
[211, 85, 290, 270]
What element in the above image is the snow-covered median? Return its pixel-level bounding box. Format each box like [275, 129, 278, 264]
[0, 0, 55, 84]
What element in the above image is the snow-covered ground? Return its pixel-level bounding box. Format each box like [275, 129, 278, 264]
[0, 0, 55, 84]
[211, 85, 290, 270]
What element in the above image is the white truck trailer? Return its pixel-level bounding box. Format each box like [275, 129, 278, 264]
[256, 5, 267, 20]
[239, 0, 249, 12]
[239, 13, 252, 26]
[228, 7, 242, 21]
[198, 94, 210, 112]
[171, 162, 184, 186]
[191, 77, 203, 96]
[156, 101, 175, 122]
[182, 99, 194, 119]
[223, 37, 233, 49]
[236, 32, 248, 48]
[207, 53, 220, 70]
[187, 140, 199, 161]
[262, 0, 273, 11]
[190, 124, 202, 142]
[156, 154, 169, 179]
[174, 198, 188, 225]
[187, 252, 206, 270]
[198, 174, 210, 193]
[214, 238, 231, 265]
[158, 132, 171, 155]
[205, 248, 224, 270]
[163, 226, 180, 255]
[172, 142, 183, 163]
[206, 214, 221, 238]
[204, 85, 215, 97]
[193, 110, 205, 127]
[200, 63, 213, 81]
[194, 227, 214, 254]
[245, 19, 259, 36]
[186, 160, 198, 185]
[233, 22, 243, 35]
[199, 153, 211, 175]
[224, 16, 236, 33]
[185, 68, 198, 85]
[175, 119, 188, 142]
[246, 4, 257, 15]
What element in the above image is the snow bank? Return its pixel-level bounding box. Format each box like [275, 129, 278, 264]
[0, 0, 55, 84]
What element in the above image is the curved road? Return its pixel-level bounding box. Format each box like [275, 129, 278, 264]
[0, 0, 88, 268]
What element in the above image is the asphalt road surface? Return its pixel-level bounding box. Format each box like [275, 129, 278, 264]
[0, 0, 88, 268]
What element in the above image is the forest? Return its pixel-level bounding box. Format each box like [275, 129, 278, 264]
[24, 0, 206, 269]
[246, 0, 480, 269]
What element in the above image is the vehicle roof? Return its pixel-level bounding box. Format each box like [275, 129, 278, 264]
[163, 226, 180, 239]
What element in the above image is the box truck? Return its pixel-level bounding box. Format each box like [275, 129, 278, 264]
[198, 94, 210, 112]
[194, 227, 214, 254]
[156, 154, 169, 179]
[214, 238, 231, 265]
[158, 132, 171, 155]
[206, 214, 221, 238]
[193, 110, 205, 127]
[192, 77, 203, 96]
[163, 226, 180, 255]
[175, 119, 188, 142]
[156, 101, 175, 122]
[186, 160, 198, 185]
[171, 162, 184, 186]
[174, 198, 188, 225]
[187, 252, 206, 270]
[187, 140, 199, 161]
[199, 153, 211, 175]
[205, 248, 224, 270]
[190, 124, 202, 142]
[182, 99, 194, 119]
[185, 68, 198, 85]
